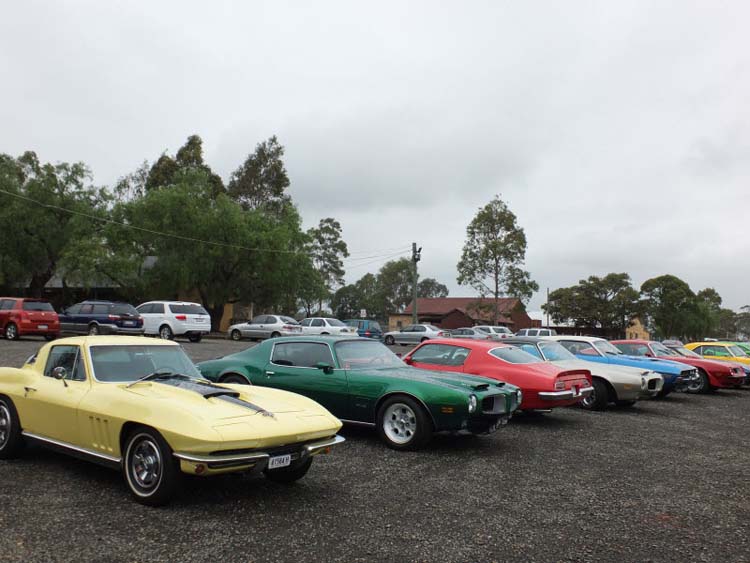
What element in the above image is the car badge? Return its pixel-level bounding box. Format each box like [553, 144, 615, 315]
[261, 410, 276, 418]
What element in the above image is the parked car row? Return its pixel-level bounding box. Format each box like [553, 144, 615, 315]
[0, 330, 747, 507]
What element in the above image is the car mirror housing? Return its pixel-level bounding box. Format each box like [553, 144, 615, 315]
[315, 362, 334, 375]
[52, 366, 67, 380]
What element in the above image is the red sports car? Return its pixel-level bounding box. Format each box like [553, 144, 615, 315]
[403, 338, 593, 411]
[0, 297, 60, 340]
[611, 339, 745, 393]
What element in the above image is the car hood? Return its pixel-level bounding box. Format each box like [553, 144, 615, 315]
[121, 378, 312, 423]
[371, 366, 513, 393]
[581, 353, 689, 375]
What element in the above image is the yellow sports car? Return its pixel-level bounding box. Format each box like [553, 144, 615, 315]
[683, 341, 750, 366]
[0, 336, 344, 505]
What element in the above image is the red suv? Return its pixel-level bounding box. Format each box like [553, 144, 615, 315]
[0, 297, 60, 340]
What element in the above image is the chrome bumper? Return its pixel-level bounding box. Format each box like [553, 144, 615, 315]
[538, 386, 594, 401]
[174, 434, 345, 469]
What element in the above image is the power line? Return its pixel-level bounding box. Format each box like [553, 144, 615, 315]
[345, 250, 412, 271]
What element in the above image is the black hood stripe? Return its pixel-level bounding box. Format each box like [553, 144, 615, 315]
[156, 378, 273, 416]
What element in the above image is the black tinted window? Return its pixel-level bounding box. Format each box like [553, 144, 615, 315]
[169, 304, 207, 315]
[137, 304, 153, 314]
[45, 345, 85, 381]
[23, 301, 55, 312]
[151, 303, 164, 314]
[271, 343, 334, 368]
[92, 304, 109, 314]
[111, 304, 138, 315]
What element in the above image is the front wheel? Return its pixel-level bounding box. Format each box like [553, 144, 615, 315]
[4, 323, 18, 341]
[376, 396, 432, 451]
[230, 330, 242, 341]
[579, 378, 609, 411]
[384, 335, 395, 345]
[264, 457, 312, 483]
[158, 325, 174, 340]
[0, 397, 25, 459]
[123, 428, 179, 506]
[686, 369, 710, 394]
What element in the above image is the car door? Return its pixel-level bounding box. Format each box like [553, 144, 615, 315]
[310, 318, 325, 335]
[21, 344, 90, 444]
[0, 299, 15, 332]
[136, 303, 154, 334]
[407, 343, 471, 374]
[148, 302, 166, 334]
[410, 325, 427, 343]
[262, 341, 349, 418]
[395, 325, 413, 344]
[243, 315, 266, 338]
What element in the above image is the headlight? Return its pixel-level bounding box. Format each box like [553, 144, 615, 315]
[516, 389, 523, 405]
[468, 394, 477, 413]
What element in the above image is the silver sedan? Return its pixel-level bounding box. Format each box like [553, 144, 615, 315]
[383, 324, 448, 346]
[227, 314, 302, 341]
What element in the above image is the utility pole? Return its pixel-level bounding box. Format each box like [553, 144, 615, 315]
[546, 287, 550, 328]
[411, 242, 421, 324]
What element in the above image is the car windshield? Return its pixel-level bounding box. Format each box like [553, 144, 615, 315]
[593, 340, 623, 355]
[89, 345, 202, 382]
[334, 340, 404, 369]
[728, 346, 747, 357]
[538, 341, 577, 361]
[671, 346, 701, 358]
[650, 342, 679, 356]
[22, 301, 55, 312]
[489, 346, 543, 364]
[170, 304, 209, 315]
[326, 318, 347, 327]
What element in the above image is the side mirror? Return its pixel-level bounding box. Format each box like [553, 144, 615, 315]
[645, 352, 653, 357]
[402, 356, 412, 365]
[315, 362, 334, 375]
[52, 366, 67, 380]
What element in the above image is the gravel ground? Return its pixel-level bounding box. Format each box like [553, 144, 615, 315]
[0, 337, 749, 563]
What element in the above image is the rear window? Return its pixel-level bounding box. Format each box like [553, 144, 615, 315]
[111, 304, 139, 316]
[370, 322, 381, 331]
[325, 318, 346, 327]
[22, 301, 54, 312]
[489, 346, 542, 364]
[169, 304, 208, 315]
[279, 316, 299, 324]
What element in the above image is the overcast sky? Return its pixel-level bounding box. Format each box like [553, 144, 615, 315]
[2, 1, 749, 311]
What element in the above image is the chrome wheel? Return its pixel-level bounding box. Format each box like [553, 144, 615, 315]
[127, 435, 163, 494]
[88, 324, 99, 336]
[383, 402, 417, 445]
[580, 389, 595, 408]
[159, 325, 173, 340]
[0, 404, 10, 449]
[231, 330, 241, 341]
[5, 323, 17, 340]
[686, 370, 707, 393]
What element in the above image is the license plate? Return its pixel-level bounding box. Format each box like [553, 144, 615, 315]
[123, 321, 134, 326]
[195, 318, 204, 322]
[38, 325, 48, 330]
[268, 454, 292, 469]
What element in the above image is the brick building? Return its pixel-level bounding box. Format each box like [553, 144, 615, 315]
[388, 297, 535, 331]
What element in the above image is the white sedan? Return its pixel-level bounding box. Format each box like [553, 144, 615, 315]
[299, 317, 357, 335]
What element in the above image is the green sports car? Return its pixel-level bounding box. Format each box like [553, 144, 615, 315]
[197, 336, 521, 450]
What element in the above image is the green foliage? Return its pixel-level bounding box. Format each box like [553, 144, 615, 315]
[457, 195, 538, 322]
[543, 273, 640, 336]
[145, 135, 224, 197]
[307, 218, 349, 306]
[417, 278, 449, 299]
[376, 258, 414, 315]
[228, 136, 291, 216]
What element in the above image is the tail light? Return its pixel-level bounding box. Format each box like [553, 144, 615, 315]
[365, 330, 371, 336]
[554, 380, 565, 390]
[174, 315, 187, 321]
[283, 324, 296, 330]
[108, 314, 121, 321]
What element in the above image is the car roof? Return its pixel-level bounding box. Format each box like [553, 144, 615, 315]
[140, 300, 201, 305]
[419, 338, 512, 350]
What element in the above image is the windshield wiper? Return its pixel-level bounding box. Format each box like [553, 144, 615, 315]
[125, 369, 189, 388]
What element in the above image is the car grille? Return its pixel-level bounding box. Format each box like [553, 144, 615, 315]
[648, 379, 659, 390]
[481, 395, 506, 415]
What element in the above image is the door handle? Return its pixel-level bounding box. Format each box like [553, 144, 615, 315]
[24, 386, 37, 394]
[265, 371, 275, 376]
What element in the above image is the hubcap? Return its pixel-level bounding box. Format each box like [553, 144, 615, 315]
[6, 325, 16, 339]
[160, 327, 171, 339]
[129, 438, 162, 490]
[232, 331, 240, 340]
[687, 374, 704, 392]
[0, 404, 10, 448]
[581, 388, 595, 407]
[383, 403, 417, 444]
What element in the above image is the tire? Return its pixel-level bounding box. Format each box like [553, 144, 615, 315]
[264, 457, 313, 483]
[384, 335, 395, 345]
[4, 323, 18, 341]
[579, 378, 609, 411]
[221, 374, 250, 385]
[0, 396, 25, 459]
[231, 330, 242, 341]
[615, 400, 636, 407]
[88, 323, 100, 336]
[321, 332, 330, 336]
[376, 395, 432, 451]
[686, 369, 710, 394]
[187, 334, 202, 343]
[656, 388, 671, 399]
[44, 334, 57, 341]
[123, 427, 179, 506]
[158, 325, 174, 340]
[270, 331, 281, 338]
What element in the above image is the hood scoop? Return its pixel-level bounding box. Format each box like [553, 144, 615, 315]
[156, 378, 274, 417]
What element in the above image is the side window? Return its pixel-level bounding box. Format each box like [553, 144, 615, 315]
[66, 304, 82, 315]
[692, 345, 704, 355]
[44, 345, 85, 381]
[0, 299, 16, 310]
[560, 341, 597, 356]
[152, 303, 165, 314]
[250, 315, 265, 324]
[705, 346, 729, 357]
[271, 343, 334, 368]
[402, 326, 413, 332]
[80, 304, 94, 314]
[264, 316, 278, 324]
[311, 319, 325, 327]
[92, 304, 109, 314]
[414, 326, 427, 332]
[410, 344, 471, 366]
[300, 319, 312, 327]
[137, 304, 152, 314]
[527, 329, 539, 336]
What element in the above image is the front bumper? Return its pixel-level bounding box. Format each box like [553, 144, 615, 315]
[538, 386, 594, 401]
[174, 434, 345, 475]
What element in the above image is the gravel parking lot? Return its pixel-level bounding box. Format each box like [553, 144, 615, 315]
[0, 337, 748, 563]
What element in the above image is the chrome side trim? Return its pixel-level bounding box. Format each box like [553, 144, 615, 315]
[305, 434, 345, 454]
[339, 419, 376, 427]
[173, 451, 269, 464]
[538, 386, 595, 400]
[21, 431, 121, 464]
